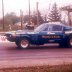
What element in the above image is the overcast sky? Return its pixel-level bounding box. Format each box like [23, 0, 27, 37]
[0, 0, 72, 18]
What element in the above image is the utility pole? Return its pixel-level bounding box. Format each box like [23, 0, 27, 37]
[28, 0, 30, 25]
[36, 2, 39, 26]
[67, 11, 71, 26]
[2, 0, 5, 31]
[20, 10, 23, 30]
[49, 3, 51, 10]
[44, 14, 47, 22]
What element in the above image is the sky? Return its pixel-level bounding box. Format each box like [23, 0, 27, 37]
[0, 0, 72, 18]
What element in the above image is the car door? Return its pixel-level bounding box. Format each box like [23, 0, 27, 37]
[37, 24, 51, 44]
[40, 25, 55, 43]
[47, 25, 64, 43]
[37, 24, 64, 44]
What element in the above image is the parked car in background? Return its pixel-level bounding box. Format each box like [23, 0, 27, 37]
[5, 22, 72, 49]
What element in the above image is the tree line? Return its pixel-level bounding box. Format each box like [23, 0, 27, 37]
[0, 3, 67, 31]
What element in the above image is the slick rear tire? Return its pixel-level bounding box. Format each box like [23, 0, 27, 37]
[68, 37, 72, 48]
[59, 42, 68, 48]
[59, 38, 72, 48]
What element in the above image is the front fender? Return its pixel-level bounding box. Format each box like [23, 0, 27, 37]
[16, 34, 31, 43]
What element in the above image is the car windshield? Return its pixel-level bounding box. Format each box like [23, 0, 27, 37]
[34, 24, 46, 32]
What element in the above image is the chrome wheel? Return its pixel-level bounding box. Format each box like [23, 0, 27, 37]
[20, 39, 29, 49]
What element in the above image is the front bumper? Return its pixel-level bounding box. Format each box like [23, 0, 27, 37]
[5, 34, 16, 42]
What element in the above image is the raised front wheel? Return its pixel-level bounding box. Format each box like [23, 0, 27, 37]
[19, 39, 30, 49]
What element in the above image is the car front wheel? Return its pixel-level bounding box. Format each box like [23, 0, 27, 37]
[19, 39, 30, 49]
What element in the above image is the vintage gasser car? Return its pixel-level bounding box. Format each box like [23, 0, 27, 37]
[5, 22, 72, 49]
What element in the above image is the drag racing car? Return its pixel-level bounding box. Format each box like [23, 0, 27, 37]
[5, 22, 72, 49]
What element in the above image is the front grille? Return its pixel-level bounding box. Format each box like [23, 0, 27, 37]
[5, 34, 12, 38]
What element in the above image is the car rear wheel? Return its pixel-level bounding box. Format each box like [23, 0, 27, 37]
[59, 38, 72, 48]
[68, 38, 72, 47]
[19, 39, 30, 49]
[59, 42, 68, 48]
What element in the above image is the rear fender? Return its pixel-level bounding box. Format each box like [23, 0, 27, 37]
[69, 34, 72, 39]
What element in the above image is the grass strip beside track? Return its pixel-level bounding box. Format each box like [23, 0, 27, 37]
[0, 64, 72, 72]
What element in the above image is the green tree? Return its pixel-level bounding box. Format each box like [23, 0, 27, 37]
[23, 10, 44, 25]
[23, 15, 31, 23]
[0, 12, 20, 31]
[4, 12, 20, 25]
[33, 10, 44, 25]
[48, 3, 61, 22]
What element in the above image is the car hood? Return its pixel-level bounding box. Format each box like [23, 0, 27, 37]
[5, 30, 35, 35]
[16, 30, 35, 34]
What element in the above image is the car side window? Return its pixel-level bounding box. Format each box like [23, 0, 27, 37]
[52, 25, 63, 31]
[48, 25, 52, 31]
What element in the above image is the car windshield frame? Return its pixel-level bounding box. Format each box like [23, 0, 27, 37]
[34, 24, 47, 32]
